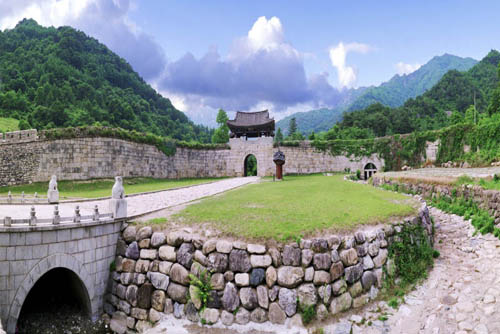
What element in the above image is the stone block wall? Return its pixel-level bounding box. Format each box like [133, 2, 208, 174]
[106, 205, 431, 333]
[0, 220, 122, 332]
[0, 137, 230, 186]
[279, 142, 384, 176]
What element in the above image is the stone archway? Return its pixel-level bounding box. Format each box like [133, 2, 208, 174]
[244, 154, 258, 176]
[363, 162, 377, 180]
[7, 253, 94, 333]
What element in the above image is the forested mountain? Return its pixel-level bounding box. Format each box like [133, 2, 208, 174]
[276, 86, 369, 134]
[0, 19, 211, 142]
[335, 50, 500, 138]
[278, 54, 477, 134]
[347, 54, 477, 112]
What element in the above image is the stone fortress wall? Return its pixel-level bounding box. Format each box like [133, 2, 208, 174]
[0, 129, 389, 186]
[107, 205, 432, 332]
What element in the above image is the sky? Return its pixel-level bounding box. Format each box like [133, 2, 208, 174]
[0, 0, 499, 126]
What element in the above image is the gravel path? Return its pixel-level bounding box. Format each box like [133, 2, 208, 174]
[145, 205, 500, 334]
[0, 177, 259, 219]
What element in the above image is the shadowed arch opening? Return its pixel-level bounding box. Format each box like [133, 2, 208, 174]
[363, 162, 377, 180]
[244, 154, 257, 176]
[16, 268, 91, 333]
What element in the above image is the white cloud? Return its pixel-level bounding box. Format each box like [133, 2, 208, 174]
[0, 0, 92, 30]
[0, 0, 165, 81]
[247, 16, 284, 51]
[395, 62, 422, 75]
[329, 42, 372, 88]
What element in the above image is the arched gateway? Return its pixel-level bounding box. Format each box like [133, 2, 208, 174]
[363, 162, 377, 180]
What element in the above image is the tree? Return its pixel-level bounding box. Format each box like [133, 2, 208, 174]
[275, 127, 283, 143]
[308, 131, 316, 140]
[288, 117, 297, 136]
[211, 109, 230, 143]
[464, 105, 477, 124]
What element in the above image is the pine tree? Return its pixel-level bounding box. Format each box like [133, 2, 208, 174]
[288, 117, 297, 136]
[275, 127, 284, 143]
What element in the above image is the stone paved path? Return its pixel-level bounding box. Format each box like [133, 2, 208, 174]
[379, 207, 500, 334]
[145, 205, 500, 334]
[0, 177, 259, 219]
[381, 166, 500, 180]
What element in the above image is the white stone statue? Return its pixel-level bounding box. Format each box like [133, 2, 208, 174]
[112, 176, 125, 199]
[49, 175, 58, 191]
[47, 175, 59, 203]
[110, 176, 127, 219]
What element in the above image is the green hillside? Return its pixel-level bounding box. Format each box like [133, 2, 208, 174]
[279, 54, 477, 134]
[276, 87, 369, 134]
[0, 19, 211, 142]
[337, 50, 500, 137]
[347, 54, 477, 111]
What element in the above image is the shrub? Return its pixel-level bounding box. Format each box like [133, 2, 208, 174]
[387, 223, 435, 287]
[299, 303, 316, 324]
[189, 267, 212, 311]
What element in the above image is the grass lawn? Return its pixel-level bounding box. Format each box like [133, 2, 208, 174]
[0, 177, 221, 199]
[0, 117, 19, 133]
[176, 174, 417, 240]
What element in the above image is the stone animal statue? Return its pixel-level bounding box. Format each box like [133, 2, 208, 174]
[112, 176, 125, 199]
[48, 175, 58, 191]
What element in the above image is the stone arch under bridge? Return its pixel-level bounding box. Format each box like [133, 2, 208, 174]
[7, 253, 94, 333]
[0, 219, 122, 333]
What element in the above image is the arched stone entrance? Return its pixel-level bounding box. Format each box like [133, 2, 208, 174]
[7, 253, 95, 333]
[244, 154, 257, 176]
[363, 162, 377, 180]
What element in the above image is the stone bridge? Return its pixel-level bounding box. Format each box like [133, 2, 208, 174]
[0, 211, 123, 333]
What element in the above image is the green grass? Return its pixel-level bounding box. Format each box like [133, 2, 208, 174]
[0, 177, 221, 199]
[0, 117, 19, 133]
[176, 174, 417, 240]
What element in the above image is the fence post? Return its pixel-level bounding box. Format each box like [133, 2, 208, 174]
[7, 191, 12, 204]
[4, 216, 11, 227]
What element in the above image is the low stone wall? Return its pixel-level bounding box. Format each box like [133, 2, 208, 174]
[106, 206, 432, 333]
[373, 175, 500, 224]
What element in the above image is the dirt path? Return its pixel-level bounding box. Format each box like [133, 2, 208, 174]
[145, 206, 500, 334]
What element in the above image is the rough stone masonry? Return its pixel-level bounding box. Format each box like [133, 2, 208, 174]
[106, 204, 432, 333]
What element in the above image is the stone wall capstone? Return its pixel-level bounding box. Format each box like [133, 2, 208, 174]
[106, 205, 432, 332]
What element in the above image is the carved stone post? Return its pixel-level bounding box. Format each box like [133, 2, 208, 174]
[273, 150, 286, 181]
[29, 206, 37, 226]
[73, 205, 81, 223]
[52, 205, 60, 225]
[93, 205, 100, 221]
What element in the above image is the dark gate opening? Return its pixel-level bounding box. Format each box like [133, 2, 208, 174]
[17, 268, 92, 333]
[363, 162, 377, 180]
[244, 154, 257, 176]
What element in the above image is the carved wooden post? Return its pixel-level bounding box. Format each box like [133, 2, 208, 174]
[4, 216, 11, 227]
[273, 150, 286, 181]
[21, 191, 25, 203]
[34, 192, 38, 203]
[7, 191, 12, 204]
